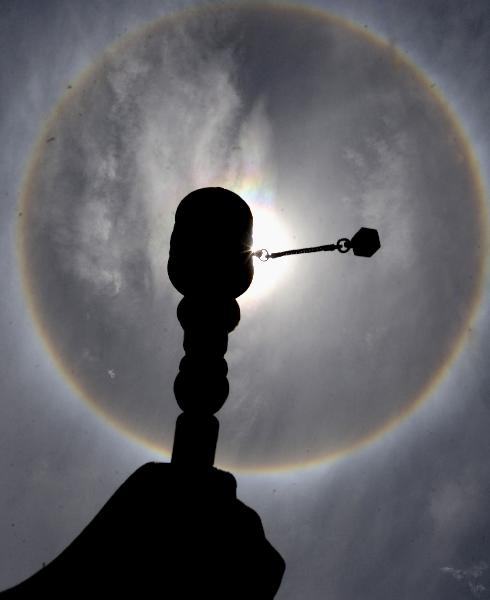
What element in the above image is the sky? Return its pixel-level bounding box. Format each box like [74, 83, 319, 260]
[1, 1, 490, 598]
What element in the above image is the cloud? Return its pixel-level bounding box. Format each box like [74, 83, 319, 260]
[37, 14, 250, 314]
[441, 562, 489, 599]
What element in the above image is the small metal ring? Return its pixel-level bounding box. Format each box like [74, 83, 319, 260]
[336, 238, 351, 253]
[253, 249, 270, 262]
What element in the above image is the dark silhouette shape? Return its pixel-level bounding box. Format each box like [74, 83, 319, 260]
[350, 227, 380, 257]
[168, 187, 254, 466]
[168, 186, 254, 298]
[1, 187, 285, 598]
[1, 464, 284, 598]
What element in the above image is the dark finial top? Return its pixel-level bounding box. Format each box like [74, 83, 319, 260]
[168, 187, 254, 298]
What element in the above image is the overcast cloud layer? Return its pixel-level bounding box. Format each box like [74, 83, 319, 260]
[23, 4, 482, 470]
[1, 1, 490, 598]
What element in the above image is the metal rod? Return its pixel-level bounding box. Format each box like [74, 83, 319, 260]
[269, 243, 338, 258]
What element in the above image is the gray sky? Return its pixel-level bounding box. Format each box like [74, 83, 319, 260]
[1, 1, 490, 598]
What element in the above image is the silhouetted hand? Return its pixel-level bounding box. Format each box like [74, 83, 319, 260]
[1, 462, 285, 598]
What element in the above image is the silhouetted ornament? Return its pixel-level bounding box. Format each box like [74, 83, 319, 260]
[174, 369, 230, 414]
[350, 227, 381, 257]
[177, 297, 241, 333]
[168, 188, 255, 464]
[252, 228, 380, 260]
[168, 187, 254, 298]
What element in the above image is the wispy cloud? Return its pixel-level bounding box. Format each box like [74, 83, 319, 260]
[441, 561, 489, 599]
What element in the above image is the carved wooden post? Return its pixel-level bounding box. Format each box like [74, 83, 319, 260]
[167, 187, 254, 467]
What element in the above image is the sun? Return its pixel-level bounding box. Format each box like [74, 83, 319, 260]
[242, 202, 295, 304]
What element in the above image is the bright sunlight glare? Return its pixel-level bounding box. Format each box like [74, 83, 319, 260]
[243, 203, 295, 304]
